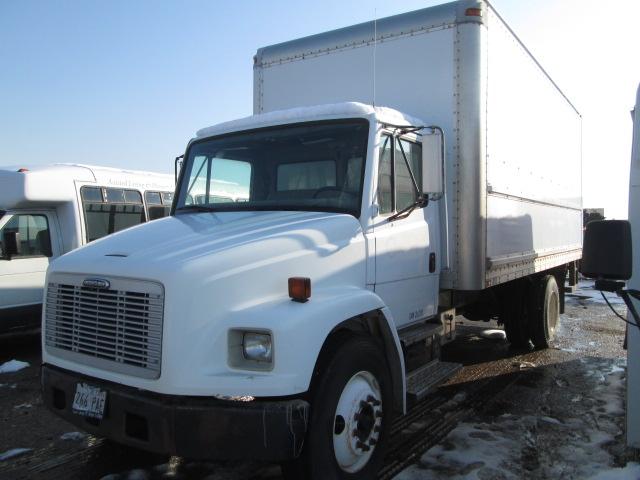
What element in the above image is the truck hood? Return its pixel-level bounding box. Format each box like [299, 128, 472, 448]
[50, 210, 366, 286]
[44, 210, 370, 395]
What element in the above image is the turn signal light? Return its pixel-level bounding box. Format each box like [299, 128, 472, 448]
[465, 7, 482, 16]
[288, 277, 311, 303]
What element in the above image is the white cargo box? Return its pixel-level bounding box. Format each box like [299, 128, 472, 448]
[254, 0, 582, 290]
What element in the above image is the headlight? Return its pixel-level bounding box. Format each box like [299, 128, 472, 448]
[242, 332, 272, 363]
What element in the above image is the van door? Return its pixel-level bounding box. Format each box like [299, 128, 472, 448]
[0, 211, 60, 333]
[368, 134, 440, 328]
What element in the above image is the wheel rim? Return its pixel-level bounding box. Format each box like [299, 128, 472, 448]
[332, 370, 383, 473]
[547, 290, 559, 339]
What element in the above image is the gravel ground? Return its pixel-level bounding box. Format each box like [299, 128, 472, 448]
[0, 281, 637, 479]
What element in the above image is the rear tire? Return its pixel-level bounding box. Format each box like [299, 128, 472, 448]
[503, 281, 531, 348]
[282, 336, 392, 480]
[530, 275, 560, 349]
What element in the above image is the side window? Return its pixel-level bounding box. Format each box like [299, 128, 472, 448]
[145, 191, 173, 220]
[81, 186, 146, 242]
[145, 191, 162, 205]
[377, 135, 393, 214]
[377, 135, 422, 215]
[0, 214, 52, 257]
[395, 139, 422, 211]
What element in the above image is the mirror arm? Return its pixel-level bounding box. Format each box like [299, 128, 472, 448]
[427, 125, 446, 201]
[174, 155, 184, 186]
[594, 279, 640, 333]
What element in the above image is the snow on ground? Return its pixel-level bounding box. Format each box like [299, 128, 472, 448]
[588, 463, 640, 479]
[394, 360, 636, 480]
[0, 448, 32, 462]
[0, 359, 30, 374]
[566, 280, 626, 306]
[60, 432, 87, 442]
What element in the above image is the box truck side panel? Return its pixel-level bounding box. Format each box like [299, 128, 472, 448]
[484, 6, 582, 287]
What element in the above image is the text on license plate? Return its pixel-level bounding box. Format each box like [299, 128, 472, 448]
[72, 382, 107, 419]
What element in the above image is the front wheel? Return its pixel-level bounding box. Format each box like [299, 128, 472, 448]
[282, 336, 392, 480]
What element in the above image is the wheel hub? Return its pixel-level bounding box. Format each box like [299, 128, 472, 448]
[333, 371, 383, 473]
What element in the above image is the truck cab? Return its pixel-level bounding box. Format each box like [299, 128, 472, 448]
[42, 104, 448, 475]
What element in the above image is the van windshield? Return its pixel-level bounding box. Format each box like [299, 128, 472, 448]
[175, 119, 369, 217]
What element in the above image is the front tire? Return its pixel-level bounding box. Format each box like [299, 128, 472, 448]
[282, 336, 392, 480]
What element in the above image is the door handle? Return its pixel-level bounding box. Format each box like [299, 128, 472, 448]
[429, 253, 436, 273]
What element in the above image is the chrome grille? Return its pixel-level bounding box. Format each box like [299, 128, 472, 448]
[45, 276, 164, 379]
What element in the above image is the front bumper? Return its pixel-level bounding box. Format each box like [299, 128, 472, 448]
[41, 364, 309, 461]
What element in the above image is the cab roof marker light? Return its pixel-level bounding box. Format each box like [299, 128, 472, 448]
[465, 7, 482, 17]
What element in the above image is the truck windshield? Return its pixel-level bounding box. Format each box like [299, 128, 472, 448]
[175, 119, 369, 217]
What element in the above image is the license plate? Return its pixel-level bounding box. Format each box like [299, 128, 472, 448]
[72, 383, 107, 419]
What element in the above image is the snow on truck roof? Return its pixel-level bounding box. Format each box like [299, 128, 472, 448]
[0, 164, 173, 210]
[195, 102, 426, 139]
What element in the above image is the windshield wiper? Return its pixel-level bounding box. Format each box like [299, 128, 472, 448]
[175, 205, 218, 213]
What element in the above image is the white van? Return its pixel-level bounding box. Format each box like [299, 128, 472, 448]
[0, 164, 174, 334]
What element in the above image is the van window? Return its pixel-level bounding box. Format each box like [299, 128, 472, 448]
[82, 187, 103, 202]
[81, 186, 146, 242]
[0, 214, 52, 257]
[145, 191, 173, 220]
[145, 192, 162, 205]
[161, 192, 173, 204]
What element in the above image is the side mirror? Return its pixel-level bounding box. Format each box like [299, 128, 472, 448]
[422, 128, 444, 199]
[2, 231, 21, 260]
[581, 220, 632, 280]
[175, 155, 184, 185]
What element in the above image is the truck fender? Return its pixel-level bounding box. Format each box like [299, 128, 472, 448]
[243, 287, 406, 414]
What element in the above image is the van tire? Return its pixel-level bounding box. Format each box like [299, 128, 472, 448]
[530, 275, 560, 349]
[281, 336, 392, 480]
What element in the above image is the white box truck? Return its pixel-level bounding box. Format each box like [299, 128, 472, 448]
[0, 164, 174, 334]
[41, 1, 582, 478]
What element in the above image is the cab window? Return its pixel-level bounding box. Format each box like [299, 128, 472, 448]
[0, 214, 52, 257]
[81, 187, 146, 242]
[376, 135, 422, 215]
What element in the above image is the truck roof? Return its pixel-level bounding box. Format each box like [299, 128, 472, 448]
[0, 163, 174, 210]
[195, 102, 426, 140]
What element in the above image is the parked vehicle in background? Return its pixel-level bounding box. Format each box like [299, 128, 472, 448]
[0, 164, 173, 334]
[41, 1, 582, 478]
[581, 83, 640, 449]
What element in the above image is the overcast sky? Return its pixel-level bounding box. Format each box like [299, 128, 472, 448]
[1, 0, 637, 218]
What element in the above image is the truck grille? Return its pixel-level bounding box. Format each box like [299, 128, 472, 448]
[44, 275, 164, 379]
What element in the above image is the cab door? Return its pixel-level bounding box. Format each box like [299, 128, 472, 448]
[368, 134, 440, 328]
[0, 211, 60, 331]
